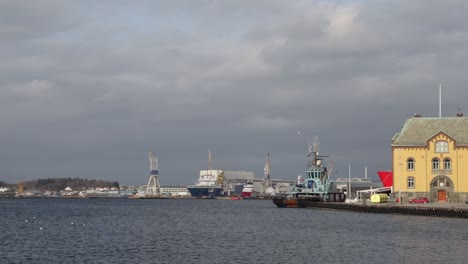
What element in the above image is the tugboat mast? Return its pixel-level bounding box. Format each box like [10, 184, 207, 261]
[308, 136, 325, 167]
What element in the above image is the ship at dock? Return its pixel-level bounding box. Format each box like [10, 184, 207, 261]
[273, 137, 346, 208]
[240, 180, 254, 198]
[187, 149, 224, 198]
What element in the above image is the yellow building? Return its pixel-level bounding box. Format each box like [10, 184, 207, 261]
[392, 113, 468, 203]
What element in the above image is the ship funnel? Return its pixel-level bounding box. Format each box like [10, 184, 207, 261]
[377, 171, 393, 188]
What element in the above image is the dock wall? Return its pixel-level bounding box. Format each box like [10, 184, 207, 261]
[299, 202, 468, 219]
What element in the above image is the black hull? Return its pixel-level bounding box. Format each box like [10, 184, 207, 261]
[273, 193, 346, 208]
[272, 196, 300, 208]
[187, 186, 223, 198]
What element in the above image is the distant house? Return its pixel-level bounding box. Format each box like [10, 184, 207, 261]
[392, 113, 468, 203]
[24, 190, 44, 197]
[62, 187, 77, 196]
[0, 187, 12, 192]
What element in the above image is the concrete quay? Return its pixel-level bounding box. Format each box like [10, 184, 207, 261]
[300, 201, 468, 219]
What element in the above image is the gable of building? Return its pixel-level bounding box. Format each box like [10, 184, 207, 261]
[426, 131, 456, 150]
[392, 117, 468, 147]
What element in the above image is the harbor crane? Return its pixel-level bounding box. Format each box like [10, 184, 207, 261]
[146, 149, 161, 196]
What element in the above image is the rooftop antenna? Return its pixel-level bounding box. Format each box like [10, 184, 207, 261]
[439, 83, 442, 118]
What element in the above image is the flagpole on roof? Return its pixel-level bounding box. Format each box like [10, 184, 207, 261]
[439, 83, 442, 118]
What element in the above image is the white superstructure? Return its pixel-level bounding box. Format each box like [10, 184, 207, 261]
[195, 169, 223, 186]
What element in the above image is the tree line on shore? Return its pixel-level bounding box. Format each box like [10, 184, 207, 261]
[1, 178, 120, 191]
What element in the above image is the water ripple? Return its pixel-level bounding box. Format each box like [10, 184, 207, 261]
[1, 199, 468, 263]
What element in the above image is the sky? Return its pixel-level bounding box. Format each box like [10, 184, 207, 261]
[2, 0, 468, 186]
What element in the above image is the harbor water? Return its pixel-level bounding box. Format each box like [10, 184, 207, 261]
[1, 199, 468, 263]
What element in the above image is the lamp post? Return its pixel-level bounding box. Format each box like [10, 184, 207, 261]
[348, 164, 351, 200]
[397, 148, 403, 204]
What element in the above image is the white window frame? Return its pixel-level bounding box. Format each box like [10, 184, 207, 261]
[435, 141, 448, 153]
[444, 158, 451, 170]
[432, 158, 440, 170]
[407, 158, 415, 170]
[407, 177, 415, 189]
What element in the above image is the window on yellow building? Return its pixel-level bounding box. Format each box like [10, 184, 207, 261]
[444, 158, 451, 170]
[407, 177, 415, 189]
[432, 158, 440, 170]
[407, 158, 415, 170]
[432, 177, 451, 187]
[435, 141, 448, 153]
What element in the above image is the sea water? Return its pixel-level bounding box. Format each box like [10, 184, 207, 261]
[1, 199, 468, 264]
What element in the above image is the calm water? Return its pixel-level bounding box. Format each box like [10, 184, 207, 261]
[1, 199, 468, 264]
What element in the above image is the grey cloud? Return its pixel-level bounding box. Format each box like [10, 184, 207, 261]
[2, 1, 468, 185]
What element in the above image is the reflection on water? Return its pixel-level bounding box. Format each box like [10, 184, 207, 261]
[1, 199, 468, 263]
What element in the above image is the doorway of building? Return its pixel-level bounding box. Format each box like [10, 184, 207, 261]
[438, 190, 447, 202]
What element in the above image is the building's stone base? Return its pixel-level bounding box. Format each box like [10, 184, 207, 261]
[401, 191, 468, 203]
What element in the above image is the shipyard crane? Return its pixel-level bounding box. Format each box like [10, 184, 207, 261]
[146, 149, 161, 196]
[262, 153, 271, 190]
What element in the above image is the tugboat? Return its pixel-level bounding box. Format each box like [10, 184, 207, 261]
[273, 137, 345, 208]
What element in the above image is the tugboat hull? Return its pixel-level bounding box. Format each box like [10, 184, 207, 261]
[273, 193, 346, 208]
[272, 196, 300, 208]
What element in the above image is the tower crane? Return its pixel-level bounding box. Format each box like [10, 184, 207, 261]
[146, 149, 161, 196]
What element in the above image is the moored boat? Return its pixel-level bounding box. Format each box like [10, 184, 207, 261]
[272, 195, 300, 208]
[187, 149, 224, 198]
[187, 183, 223, 198]
[241, 180, 254, 198]
[273, 137, 346, 208]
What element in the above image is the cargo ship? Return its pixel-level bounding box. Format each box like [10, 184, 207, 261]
[273, 137, 346, 208]
[187, 149, 224, 198]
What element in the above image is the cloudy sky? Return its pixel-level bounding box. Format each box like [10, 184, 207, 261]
[2, 0, 468, 186]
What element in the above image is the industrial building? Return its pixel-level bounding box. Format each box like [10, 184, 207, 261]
[334, 178, 383, 198]
[222, 170, 294, 196]
[223, 170, 255, 195]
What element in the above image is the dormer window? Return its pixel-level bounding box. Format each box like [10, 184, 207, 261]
[435, 141, 448, 153]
